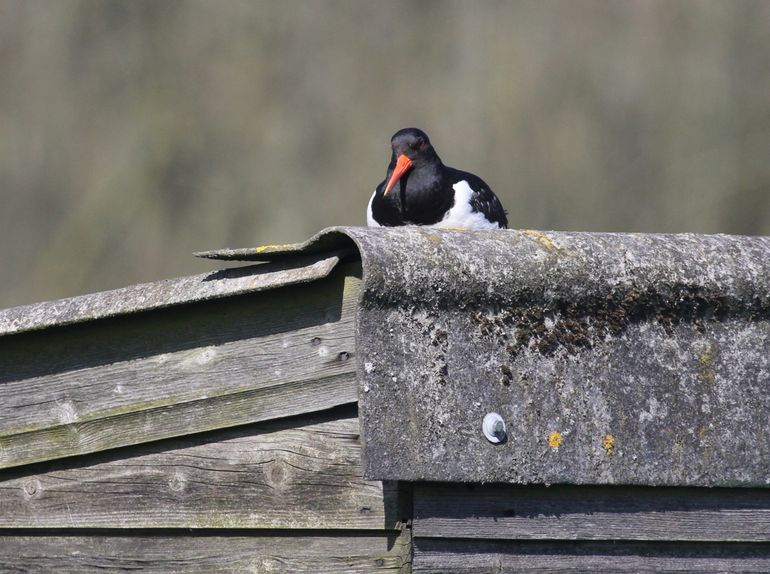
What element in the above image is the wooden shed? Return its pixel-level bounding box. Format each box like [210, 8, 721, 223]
[1, 227, 769, 573]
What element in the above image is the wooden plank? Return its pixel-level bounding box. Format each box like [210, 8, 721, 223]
[0, 266, 361, 469]
[0, 531, 410, 573]
[0, 253, 345, 336]
[413, 539, 770, 573]
[414, 484, 770, 542]
[0, 415, 403, 531]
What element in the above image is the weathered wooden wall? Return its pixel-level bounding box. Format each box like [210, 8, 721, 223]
[0, 413, 395, 530]
[0, 409, 410, 572]
[0, 533, 407, 574]
[0, 260, 410, 573]
[0, 262, 360, 470]
[411, 483, 770, 572]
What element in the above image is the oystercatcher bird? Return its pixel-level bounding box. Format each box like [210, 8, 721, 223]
[367, 128, 507, 229]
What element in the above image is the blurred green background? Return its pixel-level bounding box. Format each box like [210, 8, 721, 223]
[2, 0, 769, 307]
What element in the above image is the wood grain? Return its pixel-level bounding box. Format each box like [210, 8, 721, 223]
[0, 415, 402, 530]
[414, 483, 770, 542]
[0, 266, 361, 469]
[0, 531, 410, 573]
[413, 538, 770, 573]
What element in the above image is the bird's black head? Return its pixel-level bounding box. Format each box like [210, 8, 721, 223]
[383, 127, 441, 196]
[390, 127, 437, 162]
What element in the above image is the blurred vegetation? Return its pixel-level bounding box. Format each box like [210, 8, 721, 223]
[1, 0, 769, 307]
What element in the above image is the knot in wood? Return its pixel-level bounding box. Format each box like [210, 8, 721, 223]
[168, 472, 186, 492]
[22, 479, 40, 498]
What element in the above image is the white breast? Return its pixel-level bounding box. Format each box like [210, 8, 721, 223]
[431, 180, 502, 230]
[366, 190, 380, 227]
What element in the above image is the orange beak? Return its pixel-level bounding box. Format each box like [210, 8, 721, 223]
[383, 154, 413, 196]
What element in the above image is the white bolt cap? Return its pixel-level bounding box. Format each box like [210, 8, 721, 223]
[482, 412, 506, 444]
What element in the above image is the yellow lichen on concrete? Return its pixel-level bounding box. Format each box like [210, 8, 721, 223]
[603, 434, 616, 455]
[521, 229, 558, 251]
[547, 431, 563, 449]
[699, 346, 713, 366]
[253, 244, 294, 253]
[698, 343, 716, 383]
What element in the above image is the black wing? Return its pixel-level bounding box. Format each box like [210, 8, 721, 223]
[448, 168, 508, 228]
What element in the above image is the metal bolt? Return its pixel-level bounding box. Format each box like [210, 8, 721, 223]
[482, 412, 507, 444]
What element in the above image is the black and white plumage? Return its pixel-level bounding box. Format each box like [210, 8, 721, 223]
[367, 128, 507, 229]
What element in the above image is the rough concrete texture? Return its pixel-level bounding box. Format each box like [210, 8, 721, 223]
[0, 253, 341, 336]
[355, 228, 770, 486]
[210, 226, 770, 487]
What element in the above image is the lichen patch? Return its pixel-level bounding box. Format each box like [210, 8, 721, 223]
[548, 431, 563, 449]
